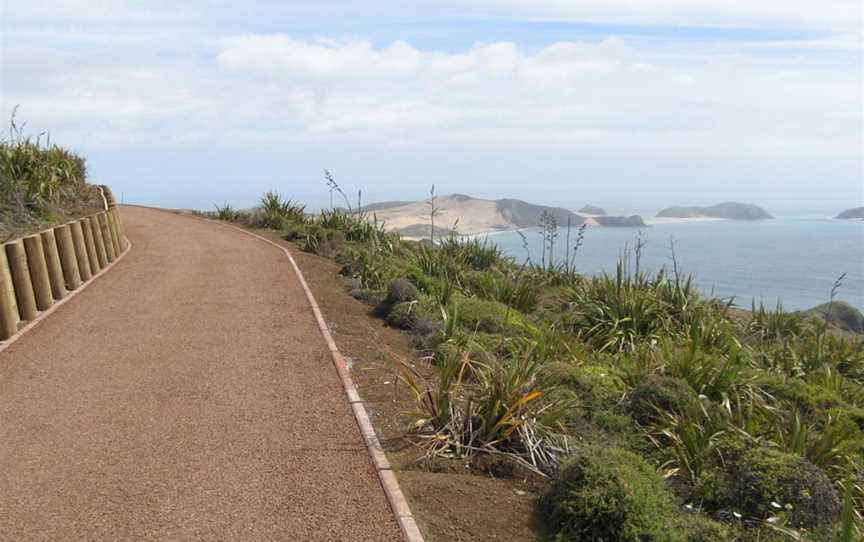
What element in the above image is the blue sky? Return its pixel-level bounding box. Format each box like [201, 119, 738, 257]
[1, 1, 861, 214]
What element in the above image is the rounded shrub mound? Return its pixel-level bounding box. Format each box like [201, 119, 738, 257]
[385, 301, 420, 330]
[385, 278, 419, 306]
[540, 445, 684, 542]
[376, 277, 420, 316]
[627, 374, 700, 425]
[542, 362, 626, 408]
[694, 443, 840, 532]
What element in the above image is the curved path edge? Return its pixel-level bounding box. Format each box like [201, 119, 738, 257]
[0, 242, 133, 356]
[219, 222, 425, 542]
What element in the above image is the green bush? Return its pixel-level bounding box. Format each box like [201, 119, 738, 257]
[540, 445, 684, 542]
[694, 442, 841, 532]
[385, 301, 421, 330]
[384, 278, 419, 307]
[350, 288, 385, 306]
[627, 375, 701, 425]
[456, 296, 532, 335]
[1, 113, 102, 233]
[463, 268, 542, 313]
[256, 190, 306, 229]
[541, 362, 626, 408]
[680, 515, 730, 542]
[756, 374, 848, 419]
[565, 261, 713, 353]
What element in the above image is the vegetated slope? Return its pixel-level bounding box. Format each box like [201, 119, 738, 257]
[366, 193, 645, 237]
[578, 204, 607, 215]
[361, 200, 413, 212]
[802, 301, 864, 333]
[0, 117, 104, 240]
[657, 202, 772, 220]
[836, 207, 864, 220]
[213, 190, 864, 542]
[495, 197, 585, 228]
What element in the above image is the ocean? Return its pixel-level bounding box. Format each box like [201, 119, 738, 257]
[483, 218, 864, 312]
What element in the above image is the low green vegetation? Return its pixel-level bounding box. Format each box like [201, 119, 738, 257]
[212, 181, 864, 541]
[0, 110, 103, 240]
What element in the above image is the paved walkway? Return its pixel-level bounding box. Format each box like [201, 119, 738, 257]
[0, 206, 401, 541]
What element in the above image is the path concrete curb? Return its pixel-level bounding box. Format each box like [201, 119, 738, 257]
[220, 223, 425, 542]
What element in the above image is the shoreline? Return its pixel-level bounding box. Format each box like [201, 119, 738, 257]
[642, 216, 728, 225]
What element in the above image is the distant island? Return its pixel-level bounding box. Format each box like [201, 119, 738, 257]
[836, 207, 864, 220]
[656, 202, 772, 220]
[578, 204, 607, 215]
[364, 194, 645, 237]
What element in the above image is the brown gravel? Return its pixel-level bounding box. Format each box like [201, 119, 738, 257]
[0, 206, 401, 541]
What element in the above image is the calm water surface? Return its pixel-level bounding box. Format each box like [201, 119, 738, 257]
[485, 218, 864, 311]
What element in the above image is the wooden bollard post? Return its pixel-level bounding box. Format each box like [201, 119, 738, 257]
[70, 221, 92, 282]
[106, 211, 122, 256]
[81, 218, 101, 274]
[98, 213, 116, 263]
[23, 234, 53, 311]
[5, 240, 38, 321]
[55, 225, 82, 291]
[0, 247, 20, 340]
[111, 207, 127, 250]
[40, 229, 67, 300]
[88, 216, 108, 268]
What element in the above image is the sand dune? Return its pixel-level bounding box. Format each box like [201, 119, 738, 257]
[370, 195, 513, 236]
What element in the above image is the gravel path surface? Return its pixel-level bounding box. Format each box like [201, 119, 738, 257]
[0, 206, 401, 541]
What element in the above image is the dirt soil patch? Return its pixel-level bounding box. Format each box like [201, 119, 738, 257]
[250, 227, 548, 542]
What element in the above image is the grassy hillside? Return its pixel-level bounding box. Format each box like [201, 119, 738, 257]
[0, 114, 104, 240]
[213, 189, 863, 542]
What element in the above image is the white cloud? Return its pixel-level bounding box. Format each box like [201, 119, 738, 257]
[205, 34, 860, 155]
[3, 31, 859, 159]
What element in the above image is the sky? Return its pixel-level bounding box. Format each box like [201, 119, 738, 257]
[1, 1, 862, 215]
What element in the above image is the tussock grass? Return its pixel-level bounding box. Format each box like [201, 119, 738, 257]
[1, 109, 102, 238]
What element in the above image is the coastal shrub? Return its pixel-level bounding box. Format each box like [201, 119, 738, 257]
[565, 262, 700, 353]
[214, 202, 241, 221]
[0, 112, 99, 224]
[540, 361, 626, 408]
[338, 245, 397, 289]
[646, 407, 725, 484]
[455, 296, 533, 335]
[755, 373, 848, 418]
[681, 515, 730, 542]
[404, 263, 440, 294]
[694, 442, 841, 532]
[663, 342, 747, 403]
[748, 301, 807, 342]
[398, 341, 566, 474]
[256, 190, 306, 229]
[437, 331, 506, 366]
[350, 288, 385, 306]
[436, 235, 505, 270]
[318, 208, 397, 249]
[540, 445, 684, 542]
[627, 375, 701, 425]
[412, 316, 444, 353]
[386, 301, 422, 330]
[464, 268, 542, 313]
[384, 278, 419, 307]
